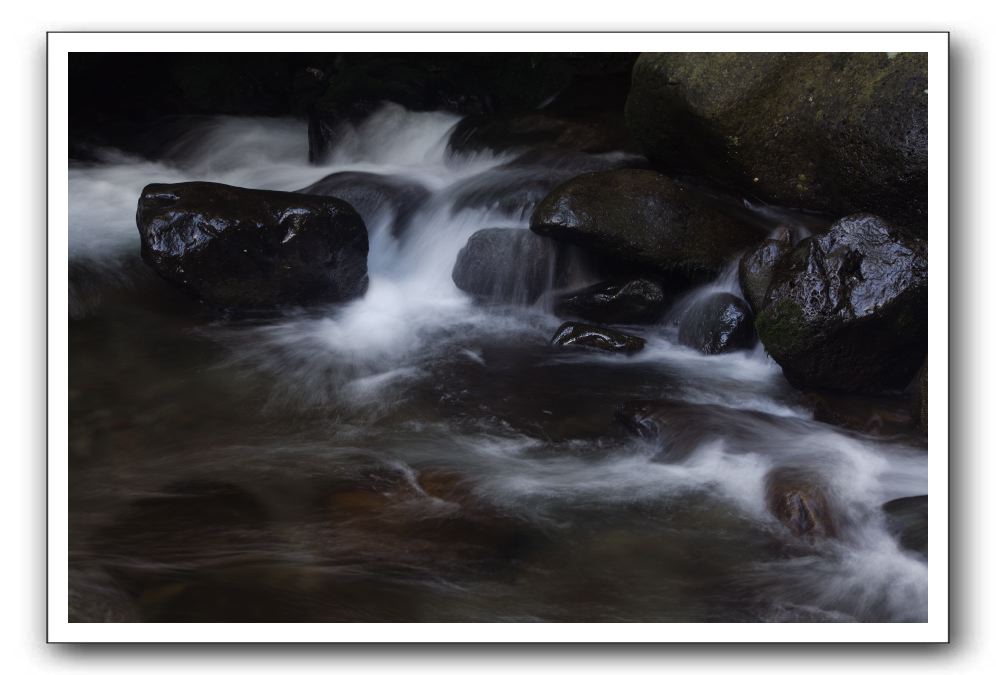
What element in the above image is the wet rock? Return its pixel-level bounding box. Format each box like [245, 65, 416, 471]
[299, 171, 430, 238]
[448, 151, 645, 219]
[764, 468, 837, 538]
[530, 170, 764, 283]
[678, 292, 756, 354]
[451, 228, 565, 305]
[626, 53, 928, 236]
[551, 322, 646, 354]
[800, 390, 916, 436]
[911, 361, 928, 433]
[554, 279, 668, 325]
[136, 182, 369, 308]
[755, 214, 927, 393]
[447, 111, 633, 156]
[738, 238, 793, 312]
[883, 495, 927, 558]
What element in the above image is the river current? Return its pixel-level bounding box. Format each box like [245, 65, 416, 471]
[67, 106, 928, 623]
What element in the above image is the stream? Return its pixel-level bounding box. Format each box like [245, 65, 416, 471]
[68, 106, 928, 623]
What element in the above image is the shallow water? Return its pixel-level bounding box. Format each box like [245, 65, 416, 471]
[68, 106, 928, 623]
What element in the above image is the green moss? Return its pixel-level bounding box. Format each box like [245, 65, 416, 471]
[756, 298, 810, 355]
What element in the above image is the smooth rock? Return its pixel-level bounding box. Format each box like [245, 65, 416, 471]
[299, 171, 430, 238]
[678, 292, 756, 354]
[451, 228, 564, 305]
[554, 279, 668, 325]
[550, 322, 646, 354]
[136, 182, 369, 308]
[738, 238, 793, 312]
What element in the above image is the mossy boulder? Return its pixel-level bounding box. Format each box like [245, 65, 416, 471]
[530, 169, 764, 283]
[626, 52, 928, 236]
[550, 322, 646, 354]
[678, 292, 755, 354]
[738, 238, 793, 312]
[755, 214, 927, 393]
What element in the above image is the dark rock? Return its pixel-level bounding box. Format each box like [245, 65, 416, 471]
[911, 360, 928, 433]
[309, 53, 637, 163]
[448, 168, 572, 219]
[883, 495, 927, 557]
[550, 322, 645, 354]
[800, 391, 916, 436]
[136, 181, 369, 308]
[764, 468, 837, 538]
[626, 52, 928, 236]
[678, 292, 755, 354]
[755, 214, 927, 393]
[447, 112, 633, 156]
[738, 238, 793, 312]
[554, 279, 668, 325]
[530, 169, 764, 283]
[299, 171, 430, 238]
[451, 228, 564, 305]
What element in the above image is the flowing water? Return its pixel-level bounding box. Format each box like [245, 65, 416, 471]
[68, 105, 928, 623]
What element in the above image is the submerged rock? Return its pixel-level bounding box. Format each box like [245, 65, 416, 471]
[882, 495, 927, 558]
[738, 238, 792, 313]
[554, 279, 668, 325]
[299, 171, 430, 238]
[755, 214, 927, 393]
[451, 228, 564, 305]
[550, 322, 646, 354]
[136, 182, 369, 308]
[678, 292, 755, 354]
[626, 52, 928, 236]
[764, 468, 837, 538]
[530, 170, 763, 283]
[800, 390, 916, 436]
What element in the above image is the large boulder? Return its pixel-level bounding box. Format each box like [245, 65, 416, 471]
[626, 52, 928, 236]
[530, 169, 764, 283]
[550, 322, 645, 354]
[755, 214, 927, 393]
[136, 182, 369, 308]
[554, 279, 668, 325]
[738, 237, 793, 312]
[764, 468, 838, 538]
[451, 228, 565, 305]
[677, 292, 756, 354]
[299, 171, 430, 239]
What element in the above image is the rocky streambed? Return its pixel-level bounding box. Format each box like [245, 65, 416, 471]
[68, 52, 928, 623]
